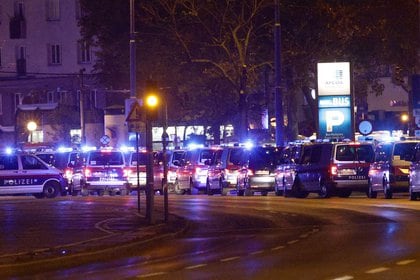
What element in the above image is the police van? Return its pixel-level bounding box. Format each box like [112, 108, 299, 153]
[0, 151, 68, 198]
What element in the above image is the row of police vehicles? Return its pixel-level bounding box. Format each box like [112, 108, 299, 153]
[1, 137, 420, 200]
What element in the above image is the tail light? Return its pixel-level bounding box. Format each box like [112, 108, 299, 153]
[330, 165, 338, 176]
[123, 168, 132, 177]
[84, 168, 91, 177]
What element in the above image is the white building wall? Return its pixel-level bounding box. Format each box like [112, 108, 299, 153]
[0, 0, 94, 76]
[367, 77, 408, 112]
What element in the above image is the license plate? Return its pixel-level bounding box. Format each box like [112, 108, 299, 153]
[339, 169, 356, 176]
[255, 170, 269, 175]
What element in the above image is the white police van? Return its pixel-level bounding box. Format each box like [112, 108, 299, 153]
[0, 151, 68, 198]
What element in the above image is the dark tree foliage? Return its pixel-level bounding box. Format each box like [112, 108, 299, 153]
[78, 0, 419, 142]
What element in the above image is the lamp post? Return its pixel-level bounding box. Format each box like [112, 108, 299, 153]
[144, 93, 159, 225]
[27, 121, 37, 143]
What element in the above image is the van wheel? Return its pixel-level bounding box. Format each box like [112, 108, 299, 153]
[383, 182, 392, 199]
[237, 189, 244, 196]
[43, 182, 59, 198]
[292, 177, 308, 198]
[367, 181, 377, 198]
[261, 191, 268, 196]
[275, 178, 283, 196]
[409, 187, 418, 201]
[206, 180, 213, 195]
[318, 181, 331, 198]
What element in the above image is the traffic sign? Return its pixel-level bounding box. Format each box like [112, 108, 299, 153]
[126, 101, 145, 133]
[100, 135, 111, 145]
[126, 101, 143, 122]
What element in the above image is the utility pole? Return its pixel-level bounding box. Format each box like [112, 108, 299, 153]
[130, 0, 136, 98]
[274, 0, 284, 147]
[79, 68, 86, 145]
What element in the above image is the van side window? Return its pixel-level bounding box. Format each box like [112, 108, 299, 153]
[22, 155, 48, 170]
[0, 155, 19, 170]
[310, 146, 322, 163]
[301, 147, 312, 164]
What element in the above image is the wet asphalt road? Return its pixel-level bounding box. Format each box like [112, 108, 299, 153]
[0, 192, 419, 279]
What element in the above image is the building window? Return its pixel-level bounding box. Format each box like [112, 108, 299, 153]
[9, 1, 26, 39]
[78, 41, 91, 64]
[46, 0, 60, 21]
[48, 44, 61, 65]
[14, 1, 25, 18]
[16, 46, 26, 75]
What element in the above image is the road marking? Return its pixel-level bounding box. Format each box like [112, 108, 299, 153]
[331, 276, 354, 280]
[138, 272, 167, 278]
[271, 245, 285, 251]
[365, 267, 389, 274]
[221, 256, 240, 262]
[185, 263, 207, 270]
[299, 234, 309, 238]
[287, 240, 299, 245]
[396, 259, 416, 265]
[250, 250, 264, 255]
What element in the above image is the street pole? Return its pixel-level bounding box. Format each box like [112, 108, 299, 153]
[162, 99, 169, 222]
[274, 0, 284, 147]
[136, 132, 140, 213]
[130, 0, 136, 98]
[145, 117, 154, 225]
[79, 68, 86, 145]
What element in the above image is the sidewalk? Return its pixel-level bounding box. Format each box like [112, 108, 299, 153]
[0, 211, 188, 278]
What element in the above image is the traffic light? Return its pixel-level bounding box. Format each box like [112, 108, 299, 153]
[144, 80, 160, 121]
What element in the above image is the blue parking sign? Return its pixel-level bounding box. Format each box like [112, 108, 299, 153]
[319, 107, 352, 139]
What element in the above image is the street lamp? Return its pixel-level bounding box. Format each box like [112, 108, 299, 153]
[401, 113, 409, 135]
[27, 121, 37, 143]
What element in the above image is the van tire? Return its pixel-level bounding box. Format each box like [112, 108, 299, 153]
[367, 181, 377, 198]
[43, 182, 60, 198]
[318, 181, 331, 198]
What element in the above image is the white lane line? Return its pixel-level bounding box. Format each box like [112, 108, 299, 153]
[185, 263, 207, 270]
[137, 272, 167, 278]
[220, 256, 240, 262]
[299, 234, 309, 238]
[287, 240, 299, 245]
[396, 259, 416, 265]
[271, 245, 285, 251]
[249, 250, 264, 255]
[365, 267, 390, 274]
[331, 276, 354, 280]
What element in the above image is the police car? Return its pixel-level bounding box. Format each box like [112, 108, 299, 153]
[78, 148, 130, 196]
[0, 151, 68, 198]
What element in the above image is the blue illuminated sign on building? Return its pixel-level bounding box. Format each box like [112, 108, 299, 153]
[318, 96, 351, 108]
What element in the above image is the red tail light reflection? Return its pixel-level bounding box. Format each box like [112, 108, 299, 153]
[330, 165, 338, 176]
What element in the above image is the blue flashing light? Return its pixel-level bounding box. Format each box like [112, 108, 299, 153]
[57, 146, 73, 153]
[120, 145, 134, 153]
[81, 145, 97, 153]
[188, 143, 204, 150]
[244, 141, 254, 149]
[5, 147, 13, 155]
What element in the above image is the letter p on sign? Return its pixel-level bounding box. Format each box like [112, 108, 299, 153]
[326, 110, 344, 132]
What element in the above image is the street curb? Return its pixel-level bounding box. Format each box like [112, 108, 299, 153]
[0, 215, 191, 278]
